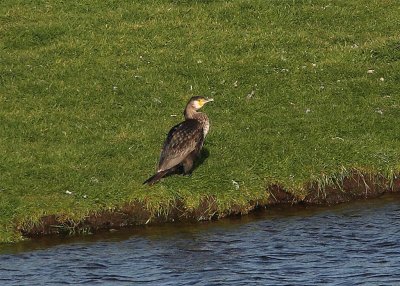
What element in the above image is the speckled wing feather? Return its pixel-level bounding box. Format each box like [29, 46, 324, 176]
[158, 119, 204, 171]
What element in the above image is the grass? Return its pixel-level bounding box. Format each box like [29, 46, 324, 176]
[1, 0, 400, 242]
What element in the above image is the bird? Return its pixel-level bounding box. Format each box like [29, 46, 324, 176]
[144, 96, 214, 185]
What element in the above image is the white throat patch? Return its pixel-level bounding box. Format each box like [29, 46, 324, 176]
[193, 101, 202, 110]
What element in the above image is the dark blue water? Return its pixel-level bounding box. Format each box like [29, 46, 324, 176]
[1, 194, 400, 285]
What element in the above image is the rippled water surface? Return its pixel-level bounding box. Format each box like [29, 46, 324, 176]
[1, 194, 400, 285]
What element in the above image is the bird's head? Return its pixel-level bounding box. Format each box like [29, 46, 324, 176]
[189, 96, 214, 110]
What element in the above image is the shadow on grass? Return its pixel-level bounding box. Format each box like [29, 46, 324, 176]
[193, 148, 210, 172]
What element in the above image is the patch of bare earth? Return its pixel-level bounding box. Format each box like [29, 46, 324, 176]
[268, 171, 400, 205]
[19, 171, 400, 238]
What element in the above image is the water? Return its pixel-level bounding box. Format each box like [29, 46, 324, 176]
[1, 194, 400, 285]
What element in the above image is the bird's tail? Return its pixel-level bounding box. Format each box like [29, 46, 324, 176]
[143, 170, 168, 186]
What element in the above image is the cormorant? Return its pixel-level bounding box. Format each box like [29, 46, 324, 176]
[144, 96, 213, 185]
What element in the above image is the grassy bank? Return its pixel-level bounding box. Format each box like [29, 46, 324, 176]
[1, 0, 400, 242]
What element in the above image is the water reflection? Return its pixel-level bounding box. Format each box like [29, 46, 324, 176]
[1, 193, 400, 285]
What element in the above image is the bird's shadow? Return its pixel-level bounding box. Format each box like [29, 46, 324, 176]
[193, 148, 210, 171]
[165, 148, 210, 178]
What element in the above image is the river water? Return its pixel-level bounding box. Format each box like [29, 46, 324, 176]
[1, 194, 400, 285]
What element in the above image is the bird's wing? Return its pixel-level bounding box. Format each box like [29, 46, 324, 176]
[158, 119, 204, 171]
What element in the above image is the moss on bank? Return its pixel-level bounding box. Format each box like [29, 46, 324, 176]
[18, 169, 400, 239]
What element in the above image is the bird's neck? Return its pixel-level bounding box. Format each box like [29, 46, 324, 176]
[184, 107, 210, 136]
[184, 107, 199, 120]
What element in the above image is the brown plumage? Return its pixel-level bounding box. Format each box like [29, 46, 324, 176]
[144, 96, 213, 185]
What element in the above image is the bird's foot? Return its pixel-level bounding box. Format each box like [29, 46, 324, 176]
[183, 171, 193, 177]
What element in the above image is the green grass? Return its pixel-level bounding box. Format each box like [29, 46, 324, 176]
[1, 0, 400, 242]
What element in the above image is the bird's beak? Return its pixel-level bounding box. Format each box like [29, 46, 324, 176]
[206, 98, 214, 103]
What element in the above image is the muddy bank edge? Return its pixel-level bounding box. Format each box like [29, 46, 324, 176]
[19, 170, 400, 239]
